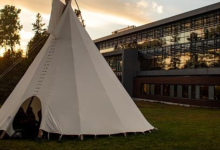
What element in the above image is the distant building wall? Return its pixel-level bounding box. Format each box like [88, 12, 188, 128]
[96, 2, 220, 107]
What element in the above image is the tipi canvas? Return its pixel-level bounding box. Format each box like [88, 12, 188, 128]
[0, 0, 154, 137]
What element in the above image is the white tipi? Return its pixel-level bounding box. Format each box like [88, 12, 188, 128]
[0, 0, 154, 137]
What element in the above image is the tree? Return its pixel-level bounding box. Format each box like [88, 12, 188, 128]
[187, 32, 198, 42]
[28, 13, 49, 62]
[169, 57, 180, 69]
[0, 5, 23, 53]
[171, 33, 180, 44]
[0, 49, 29, 104]
[32, 13, 45, 36]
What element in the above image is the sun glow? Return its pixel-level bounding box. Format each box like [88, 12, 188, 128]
[0, 48, 5, 57]
[82, 9, 143, 28]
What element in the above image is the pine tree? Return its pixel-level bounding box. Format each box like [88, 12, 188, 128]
[28, 13, 49, 62]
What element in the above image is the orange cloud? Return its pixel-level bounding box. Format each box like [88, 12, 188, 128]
[76, 0, 152, 24]
[0, 0, 51, 14]
[0, 0, 154, 25]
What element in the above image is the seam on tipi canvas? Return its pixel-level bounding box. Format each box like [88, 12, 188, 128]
[69, 9, 82, 135]
[74, 14, 154, 131]
[71, 10, 126, 133]
[76, 30, 128, 132]
[81, 32, 151, 127]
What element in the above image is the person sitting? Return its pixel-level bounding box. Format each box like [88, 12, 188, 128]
[26, 107, 39, 137]
[13, 107, 28, 130]
[13, 107, 38, 139]
[26, 107, 36, 124]
[13, 107, 30, 138]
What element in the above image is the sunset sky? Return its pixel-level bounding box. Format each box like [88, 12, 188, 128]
[0, 0, 220, 53]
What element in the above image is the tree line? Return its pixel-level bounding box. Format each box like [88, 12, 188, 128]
[0, 5, 49, 104]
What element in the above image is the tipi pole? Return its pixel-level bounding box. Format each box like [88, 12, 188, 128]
[124, 133, 127, 137]
[58, 134, 63, 142]
[74, 0, 85, 27]
[47, 133, 50, 140]
[80, 135, 83, 140]
[37, 129, 43, 138]
[27, 96, 35, 111]
[0, 131, 6, 140]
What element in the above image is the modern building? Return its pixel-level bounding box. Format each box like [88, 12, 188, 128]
[94, 2, 220, 107]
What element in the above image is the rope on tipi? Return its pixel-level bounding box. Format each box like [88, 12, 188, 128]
[74, 0, 85, 27]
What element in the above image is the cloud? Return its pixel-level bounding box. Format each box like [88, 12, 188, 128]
[82, 10, 109, 28]
[137, 0, 149, 8]
[20, 30, 34, 42]
[19, 29, 34, 48]
[83, 9, 145, 39]
[152, 1, 163, 14]
[157, 5, 163, 14]
[0, 0, 51, 14]
[0, 0, 151, 24]
[152, 1, 158, 9]
[77, 0, 152, 25]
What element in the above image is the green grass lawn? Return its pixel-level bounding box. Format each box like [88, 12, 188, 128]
[0, 101, 220, 150]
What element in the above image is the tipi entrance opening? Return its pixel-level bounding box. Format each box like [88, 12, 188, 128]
[12, 96, 42, 139]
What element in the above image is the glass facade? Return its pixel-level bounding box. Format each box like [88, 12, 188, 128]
[96, 10, 220, 71]
[96, 6, 220, 104]
[141, 84, 220, 100]
[105, 55, 122, 81]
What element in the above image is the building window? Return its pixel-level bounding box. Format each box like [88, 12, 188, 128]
[150, 84, 155, 95]
[98, 10, 220, 71]
[196, 85, 200, 99]
[105, 55, 122, 81]
[142, 84, 148, 94]
[177, 85, 183, 98]
[174, 85, 178, 97]
[200, 85, 208, 100]
[155, 84, 161, 95]
[163, 84, 169, 96]
[140, 84, 220, 101]
[208, 86, 214, 100]
[188, 85, 192, 99]
[182, 85, 188, 98]
[170, 85, 174, 97]
[169, 85, 178, 97]
[192, 85, 196, 99]
[215, 86, 220, 100]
